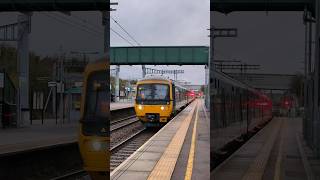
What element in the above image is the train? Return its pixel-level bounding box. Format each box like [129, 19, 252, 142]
[279, 95, 295, 116]
[211, 70, 273, 169]
[78, 60, 109, 179]
[134, 76, 194, 127]
[189, 89, 203, 98]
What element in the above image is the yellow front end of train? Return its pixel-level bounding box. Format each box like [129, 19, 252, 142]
[135, 103, 173, 123]
[134, 78, 174, 126]
[78, 61, 109, 179]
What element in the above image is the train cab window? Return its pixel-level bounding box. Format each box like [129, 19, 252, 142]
[85, 71, 108, 119]
[136, 84, 169, 105]
[83, 70, 108, 136]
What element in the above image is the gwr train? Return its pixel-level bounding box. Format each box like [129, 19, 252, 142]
[78, 60, 109, 179]
[134, 76, 194, 127]
[211, 70, 273, 169]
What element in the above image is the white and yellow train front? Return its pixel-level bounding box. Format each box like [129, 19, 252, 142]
[134, 77, 192, 127]
[135, 79, 173, 126]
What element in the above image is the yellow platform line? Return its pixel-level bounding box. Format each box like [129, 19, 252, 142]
[147, 100, 198, 180]
[184, 100, 200, 180]
[242, 118, 283, 180]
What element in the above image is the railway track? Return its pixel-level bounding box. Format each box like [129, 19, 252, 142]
[110, 128, 156, 171]
[50, 170, 88, 180]
[109, 102, 193, 171]
[47, 116, 136, 180]
[0, 142, 83, 180]
[50, 125, 147, 179]
[110, 115, 140, 132]
[51, 103, 193, 177]
[110, 115, 136, 125]
[110, 112, 156, 171]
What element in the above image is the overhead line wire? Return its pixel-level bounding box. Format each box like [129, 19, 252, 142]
[111, 16, 141, 46]
[60, 13, 136, 46]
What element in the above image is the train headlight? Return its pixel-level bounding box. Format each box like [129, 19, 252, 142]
[92, 141, 101, 151]
[138, 105, 143, 110]
[160, 106, 165, 111]
[89, 141, 107, 151]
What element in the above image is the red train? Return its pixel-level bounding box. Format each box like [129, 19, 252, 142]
[211, 71, 273, 169]
[278, 95, 295, 116]
[280, 96, 294, 109]
[187, 90, 203, 98]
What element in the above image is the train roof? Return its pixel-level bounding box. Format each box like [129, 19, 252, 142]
[137, 75, 188, 91]
[173, 82, 188, 90]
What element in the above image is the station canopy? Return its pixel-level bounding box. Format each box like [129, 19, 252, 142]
[211, 0, 315, 15]
[110, 46, 209, 65]
[0, 0, 109, 11]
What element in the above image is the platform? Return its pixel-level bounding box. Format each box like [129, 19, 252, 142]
[211, 117, 320, 180]
[110, 99, 210, 180]
[0, 103, 134, 155]
[0, 119, 77, 156]
[110, 102, 134, 111]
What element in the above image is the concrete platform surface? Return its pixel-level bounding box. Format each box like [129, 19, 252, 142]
[0, 119, 77, 155]
[0, 102, 134, 155]
[171, 99, 210, 180]
[211, 117, 319, 180]
[110, 102, 134, 111]
[111, 99, 210, 180]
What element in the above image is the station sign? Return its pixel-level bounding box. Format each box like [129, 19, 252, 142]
[48, 81, 64, 93]
[48, 81, 57, 87]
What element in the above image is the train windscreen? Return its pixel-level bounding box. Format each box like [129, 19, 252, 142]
[136, 84, 169, 105]
[83, 70, 108, 136]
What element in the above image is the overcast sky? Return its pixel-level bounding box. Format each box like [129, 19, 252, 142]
[0, 3, 305, 84]
[213, 11, 306, 75]
[110, 0, 210, 85]
[0, 11, 104, 58]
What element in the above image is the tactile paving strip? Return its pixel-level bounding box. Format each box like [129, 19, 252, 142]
[147, 101, 197, 180]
